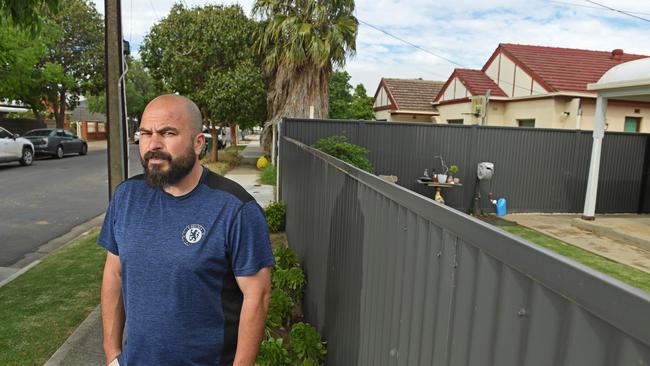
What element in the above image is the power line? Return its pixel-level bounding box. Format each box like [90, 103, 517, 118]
[148, 0, 160, 20]
[584, 0, 650, 22]
[357, 19, 467, 68]
[544, 0, 650, 16]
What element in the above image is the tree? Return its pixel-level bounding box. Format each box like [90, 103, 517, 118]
[141, 4, 265, 161]
[0, 0, 58, 33]
[252, 0, 358, 149]
[328, 70, 353, 119]
[87, 57, 163, 128]
[349, 84, 374, 120]
[0, 18, 66, 123]
[45, 0, 104, 128]
[328, 70, 374, 120]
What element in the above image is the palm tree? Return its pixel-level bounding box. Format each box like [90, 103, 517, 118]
[252, 0, 358, 147]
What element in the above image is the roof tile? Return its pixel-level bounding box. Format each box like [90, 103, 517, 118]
[382, 78, 445, 111]
[497, 43, 648, 92]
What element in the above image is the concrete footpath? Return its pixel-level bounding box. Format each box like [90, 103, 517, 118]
[41, 141, 274, 366]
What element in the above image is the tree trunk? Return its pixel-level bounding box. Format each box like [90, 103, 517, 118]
[53, 91, 66, 129]
[209, 125, 219, 162]
[261, 61, 330, 151]
[32, 107, 45, 127]
[229, 122, 237, 147]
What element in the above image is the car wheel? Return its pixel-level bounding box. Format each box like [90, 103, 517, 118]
[79, 143, 87, 155]
[56, 145, 64, 159]
[19, 148, 33, 166]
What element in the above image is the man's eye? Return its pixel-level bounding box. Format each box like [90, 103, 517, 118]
[163, 131, 176, 136]
[140, 131, 151, 136]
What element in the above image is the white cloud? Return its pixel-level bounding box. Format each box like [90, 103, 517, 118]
[94, 0, 650, 95]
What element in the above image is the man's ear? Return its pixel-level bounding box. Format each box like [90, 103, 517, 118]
[194, 133, 205, 155]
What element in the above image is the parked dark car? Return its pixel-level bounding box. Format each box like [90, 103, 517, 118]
[23, 128, 88, 158]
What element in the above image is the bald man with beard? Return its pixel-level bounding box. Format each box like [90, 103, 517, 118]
[99, 95, 274, 366]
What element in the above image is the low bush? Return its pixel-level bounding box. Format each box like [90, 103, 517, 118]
[273, 245, 299, 270]
[290, 322, 327, 365]
[257, 246, 327, 365]
[312, 135, 373, 173]
[272, 267, 305, 302]
[267, 288, 293, 329]
[257, 338, 291, 366]
[264, 201, 286, 233]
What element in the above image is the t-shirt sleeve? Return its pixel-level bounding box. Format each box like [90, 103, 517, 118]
[228, 200, 275, 276]
[97, 189, 120, 256]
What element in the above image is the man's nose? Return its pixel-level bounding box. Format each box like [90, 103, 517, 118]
[147, 133, 164, 150]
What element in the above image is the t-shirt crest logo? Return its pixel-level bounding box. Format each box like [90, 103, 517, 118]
[182, 224, 206, 246]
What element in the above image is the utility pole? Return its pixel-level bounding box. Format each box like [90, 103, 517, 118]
[105, 0, 128, 198]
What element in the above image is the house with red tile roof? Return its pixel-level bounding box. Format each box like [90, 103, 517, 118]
[433, 43, 650, 132]
[373, 78, 445, 122]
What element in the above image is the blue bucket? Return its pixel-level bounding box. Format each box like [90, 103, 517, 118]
[496, 198, 507, 217]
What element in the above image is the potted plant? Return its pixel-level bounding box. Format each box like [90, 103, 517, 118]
[434, 155, 458, 184]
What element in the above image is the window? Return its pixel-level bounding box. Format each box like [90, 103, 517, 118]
[98, 123, 106, 132]
[0, 127, 11, 139]
[624, 117, 641, 133]
[517, 119, 535, 128]
[447, 119, 464, 125]
[87, 122, 96, 133]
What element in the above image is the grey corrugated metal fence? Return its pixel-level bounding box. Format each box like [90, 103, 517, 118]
[282, 118, 650, 213]
[280, 135, 650, 366]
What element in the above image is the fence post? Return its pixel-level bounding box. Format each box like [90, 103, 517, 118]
[277, 118, 284, 202]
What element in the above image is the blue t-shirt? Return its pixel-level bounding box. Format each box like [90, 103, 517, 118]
[98, 168, 275, 366]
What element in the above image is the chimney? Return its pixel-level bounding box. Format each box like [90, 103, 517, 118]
[611, 49, 624, 61]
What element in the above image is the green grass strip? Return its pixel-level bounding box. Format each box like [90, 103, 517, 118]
[260, 164, 277, 186]
[0, 230, 105, 366]
[495, 223, 650, 294]
[225, 145, 246, 152]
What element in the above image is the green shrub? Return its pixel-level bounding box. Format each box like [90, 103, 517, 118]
[266, 288, 293, 329]
[272, 267, 305, 301]
[264, 201, 286, 233]
[273, 245, 299, 270]
[290, 322, 327, 364]
[312, 135, 373, 173]
[260, 164, 277, 185]
[257, 338, 291, 366]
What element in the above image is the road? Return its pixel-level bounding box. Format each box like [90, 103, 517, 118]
[0, 144, 142, 267]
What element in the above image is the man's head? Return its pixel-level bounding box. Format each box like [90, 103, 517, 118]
[138, 94, 204, 190]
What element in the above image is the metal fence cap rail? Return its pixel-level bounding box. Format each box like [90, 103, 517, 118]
[283, 117, 650, 136]
[283, 135, 650, 345]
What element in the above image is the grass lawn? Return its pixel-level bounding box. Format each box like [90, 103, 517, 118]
[489, 218, 650, 294]
[0, 230, 105, 366]
[202, 149, 243, 176]
[225, 145, 246, 152]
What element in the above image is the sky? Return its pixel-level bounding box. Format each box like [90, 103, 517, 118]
[93, 0, 650, 96]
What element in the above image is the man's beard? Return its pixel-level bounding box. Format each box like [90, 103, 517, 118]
[141, 145, 196, 190]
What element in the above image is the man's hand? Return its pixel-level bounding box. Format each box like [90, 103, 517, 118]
[101, 252, 125, 365]
[233, 267, 272, 366]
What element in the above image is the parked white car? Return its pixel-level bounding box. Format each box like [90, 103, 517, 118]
[0, 126, 35, 166]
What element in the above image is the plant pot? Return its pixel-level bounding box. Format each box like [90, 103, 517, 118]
[437, 174, 447, 184]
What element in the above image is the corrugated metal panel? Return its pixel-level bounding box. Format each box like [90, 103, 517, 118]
[280, 135, 650, 365]
[283, 118, 649, 213]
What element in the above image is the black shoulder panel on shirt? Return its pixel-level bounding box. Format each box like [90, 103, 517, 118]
[204, 169, 255, 203]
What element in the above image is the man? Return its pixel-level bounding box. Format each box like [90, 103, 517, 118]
[99, 94, 274, 366]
